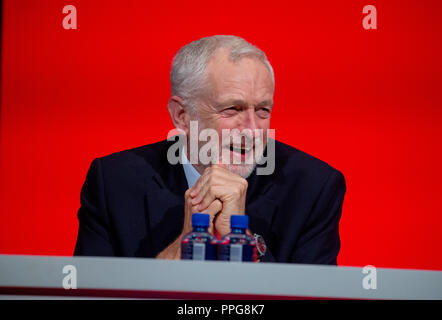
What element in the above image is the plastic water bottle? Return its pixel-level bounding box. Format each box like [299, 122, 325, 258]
[218, 215, 257, 262]
[181, 213, 217, 260]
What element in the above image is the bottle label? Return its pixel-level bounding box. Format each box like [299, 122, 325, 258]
[181, 236, 216, 260]
[181, 242, 193, 260]
[192, 243, 205, 260]
[230, 244, 243, 262]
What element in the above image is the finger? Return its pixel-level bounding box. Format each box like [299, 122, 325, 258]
[191, 176, 213, 205]
[191, 170, 214, 205]
[193, 200, 222, 234]
[190, 166, 219, 198]
[195, 185, 219, 212]
[187, 186, 195, 198]
[191, 168, 238, 205]
[190, 168, 210, 198]
[191, 166, 229, 201]
[183, 189, 195, 234]
[205, 199, 222, 216]
[197, 180, 246, 212]
[214, 211, 233, 238]
[190, 201, 216, 233]
[205, 200, 222, 233]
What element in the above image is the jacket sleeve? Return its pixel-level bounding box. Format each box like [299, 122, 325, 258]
[74, 158, 116, 256]
[291, 170, 346, 265]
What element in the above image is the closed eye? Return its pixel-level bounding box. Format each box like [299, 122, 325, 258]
[256, 107, 272, 118]
[221, 106, 241, 116]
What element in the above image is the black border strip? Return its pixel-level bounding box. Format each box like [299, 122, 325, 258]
[0, 286, 347, 300]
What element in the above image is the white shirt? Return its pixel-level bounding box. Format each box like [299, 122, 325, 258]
[181, 150, 201, 188]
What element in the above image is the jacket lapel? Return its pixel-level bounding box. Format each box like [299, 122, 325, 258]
[145, 188, 184, 256]
[245, 171, 278, 242]
[145, 159, 188, 256]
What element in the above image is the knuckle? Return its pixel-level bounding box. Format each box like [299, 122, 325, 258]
[211, 166, 221, 175]
[215, 200, 222, 209]
[241, 179, 248, 191]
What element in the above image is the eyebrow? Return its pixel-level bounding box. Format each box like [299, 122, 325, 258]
[215, 99, 247, 109]
[215, 99, 273, 109]
[255, 100, 274, 108]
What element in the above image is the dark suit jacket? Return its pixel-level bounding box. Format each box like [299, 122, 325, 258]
[74, 139, 346, 264]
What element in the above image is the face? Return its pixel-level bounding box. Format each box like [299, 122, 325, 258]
[189, 49, 274, 177]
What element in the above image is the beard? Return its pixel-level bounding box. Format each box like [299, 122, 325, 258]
[218, 131, 266, 178]
[221, 159, 258, 178]
[189, 118, 267, 178]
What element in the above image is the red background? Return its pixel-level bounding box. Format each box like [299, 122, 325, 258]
[1, 0, 442, 271]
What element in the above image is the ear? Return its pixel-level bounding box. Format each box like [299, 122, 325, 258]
[167, 96, 191, 135]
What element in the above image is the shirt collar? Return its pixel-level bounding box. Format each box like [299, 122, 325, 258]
[181, 150, 201, 188]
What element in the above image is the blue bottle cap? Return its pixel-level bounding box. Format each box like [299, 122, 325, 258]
[192, 213, 210, 227]
[230, 215, 249, 229]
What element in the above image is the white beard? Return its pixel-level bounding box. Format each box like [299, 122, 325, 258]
[219, 143, 265, 178]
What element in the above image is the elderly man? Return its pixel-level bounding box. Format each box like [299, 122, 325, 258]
[74, 35, 346, 264]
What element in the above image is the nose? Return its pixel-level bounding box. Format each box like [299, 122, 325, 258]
[241, 108, 258, 131]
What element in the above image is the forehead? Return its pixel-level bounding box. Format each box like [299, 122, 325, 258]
[205, 49, 274, 102]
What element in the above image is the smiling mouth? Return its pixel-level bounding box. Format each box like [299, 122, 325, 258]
[229, 144, 253, 155]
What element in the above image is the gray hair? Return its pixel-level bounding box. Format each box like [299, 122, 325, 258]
[170, 35, 275, 112]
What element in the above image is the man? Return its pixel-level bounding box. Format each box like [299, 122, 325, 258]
[74, 35, 346, 264]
